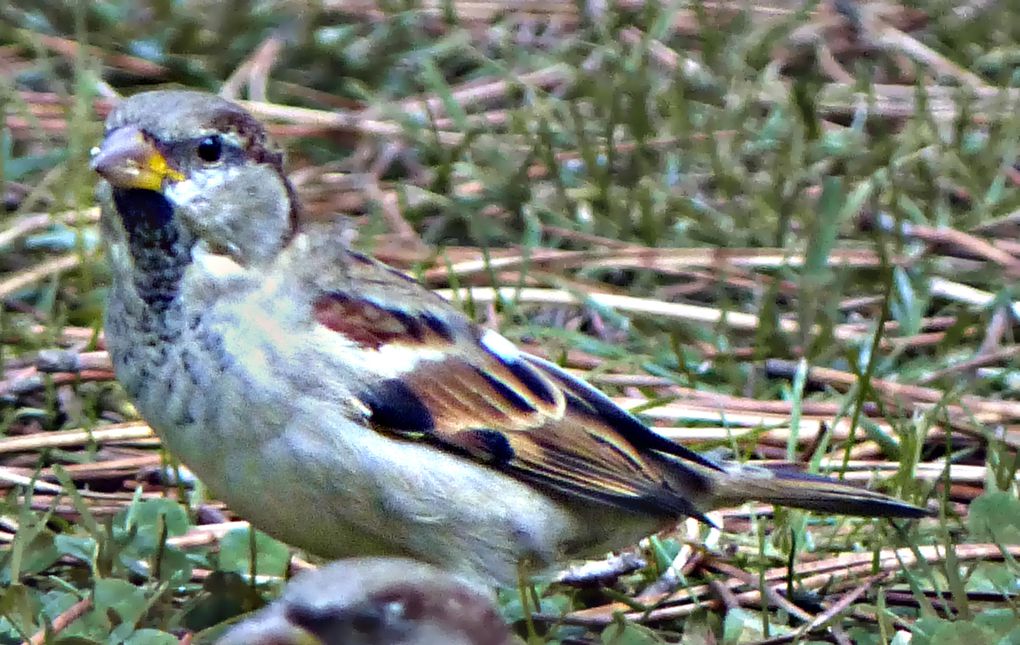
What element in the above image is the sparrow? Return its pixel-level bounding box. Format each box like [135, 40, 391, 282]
[91, 90, 928, 588]
[216, 557, 514, 645]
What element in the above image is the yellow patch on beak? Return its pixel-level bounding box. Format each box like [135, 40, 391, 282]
[90, 126, 185, 191]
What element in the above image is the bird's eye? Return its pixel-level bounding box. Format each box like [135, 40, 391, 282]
[196, 136, 223, 163]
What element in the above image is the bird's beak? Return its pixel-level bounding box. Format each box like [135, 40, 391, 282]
[90, 126, 185, 191]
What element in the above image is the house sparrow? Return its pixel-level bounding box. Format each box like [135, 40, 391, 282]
[91, 90, 927, 588]
[216, 557, 514, 645]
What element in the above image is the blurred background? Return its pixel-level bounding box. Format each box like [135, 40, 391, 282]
[1, 1, 1019, 643]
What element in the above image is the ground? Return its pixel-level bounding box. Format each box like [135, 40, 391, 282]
[1, 1, 1019, 643]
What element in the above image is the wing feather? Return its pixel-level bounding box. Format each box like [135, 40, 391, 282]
[312, 289, 713, 516]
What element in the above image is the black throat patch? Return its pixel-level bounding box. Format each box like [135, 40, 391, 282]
[112, 188, 192, 311]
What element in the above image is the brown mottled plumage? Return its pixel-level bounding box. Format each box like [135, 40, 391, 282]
[217, 558, 514, 645]
[92, 90, 929, 588]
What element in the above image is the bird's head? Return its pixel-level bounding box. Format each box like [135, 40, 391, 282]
[92, 90, 296, 270]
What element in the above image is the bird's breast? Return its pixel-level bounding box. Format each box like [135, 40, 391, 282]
[104, 273, 660, 587]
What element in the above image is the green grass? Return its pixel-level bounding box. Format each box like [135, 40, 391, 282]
[2, 1, 1020, 643]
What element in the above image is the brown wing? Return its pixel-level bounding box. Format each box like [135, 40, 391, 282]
[312, 262, 719, 516]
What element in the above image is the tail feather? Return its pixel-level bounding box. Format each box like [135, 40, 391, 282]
[710, 462, 931, 519]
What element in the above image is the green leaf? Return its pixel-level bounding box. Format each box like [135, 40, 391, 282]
[92, 578, 147, 631]
[967, 490, 1020, 544]
[802, 176, 842, 282]
[967, 562, 1020, 594]
[123, 629, 178, 644]
[218, 528, 289, 578]
[13, 531, 61, 579]
[496, 582, 562, 625]
[648, 535, 682, 572]
[722, 608, 766, 644]
[601, 620, 666, 644]
[130, 499, 190, 537]
[975, 608, 1020, 638]
[0, 584, 38, 638]
[154, 544, 194, 585]
[928, 622, 996, 645]
[721, 607, 798, 644]
[997, 627, 1020, 645]
[181, 571, 263, 632]
[113, 497, 190, 555]
[40, 590, 106, 641]
[54, 534, 98, 567]
[5, 151, 67, 181]
[913, 617, 998, 645]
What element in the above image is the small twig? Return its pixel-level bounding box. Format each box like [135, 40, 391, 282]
[618, 27, 710, 81]
[553, 553, 647, 587]
[861, 11, 989, 90]
[706, 560, 815, 623]
[930, 277, 1020, 319]
[0, 423, 154, 454]
[815, 41, 855, 83]
[917, 345, 1020, 386]
[36, 349, 112, 373]
[568, 544, 1020, 625]
[24, 597, 93, 645]
[802, 573, 888, 634]
[220, 33, 286, 102]
[766, 358, 1020, 418]
[239, 100, 467, 146]
[870, 214, 1020, 274]
[0, 254, 83, 301]
[17, 31, 166, 77]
